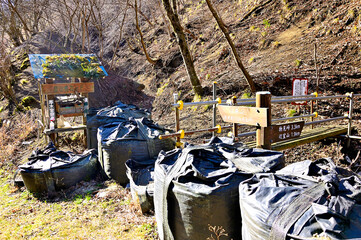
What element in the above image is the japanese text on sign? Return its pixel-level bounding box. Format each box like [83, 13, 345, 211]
[271, 121, 304, 143]
[292, 78, 308, 105]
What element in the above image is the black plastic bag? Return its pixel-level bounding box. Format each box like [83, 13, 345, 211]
[87, 101, 150, 149]
[98, 118, 174, 185]
[239, 158, 361, 240]
[154, 137, 285, 240]
[125, 158, 156, 213]
[18, 143, 98, 195]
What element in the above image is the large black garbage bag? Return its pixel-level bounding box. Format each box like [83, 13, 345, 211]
[98, 118, 175, 185]
[154, 137, 285, 240]
[125, 158, 156, 214]
[239, 158, 361, 240]
[87, 101, 151, 149]
[18, 143, 98, 194]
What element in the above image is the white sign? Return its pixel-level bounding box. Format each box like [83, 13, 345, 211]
[292, 78, 308, 105]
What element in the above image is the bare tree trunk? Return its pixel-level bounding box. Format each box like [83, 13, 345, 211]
[127, 1, 154, 27]
[6, 0, 32, 37]
[135, 0, 157, 65]
[162, 0, 203, 96]
[110, 0, 129, 69]
[205, 0, 256, 93]
[81, 9, 86, 53]
[156, 0, 172, 38]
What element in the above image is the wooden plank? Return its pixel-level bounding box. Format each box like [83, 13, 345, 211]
[41, 82, 94, 95]
[44, 125, 87, 134]
[271, 121, 304, 143]
[57, 112, 84, 118]
[217, 104, 269, 127]
[246, 126, 349, 151]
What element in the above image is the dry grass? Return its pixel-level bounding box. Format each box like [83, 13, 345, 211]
[0, 177, 157, 239]
[0, 111, 158, 239]
[0, 111, 38, 173]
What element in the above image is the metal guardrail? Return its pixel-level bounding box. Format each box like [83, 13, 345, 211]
[173, 93, 360, 108]
[163, 82, 359, 147]
[273, 114, 317, 123]
[304, 116, 348, 126]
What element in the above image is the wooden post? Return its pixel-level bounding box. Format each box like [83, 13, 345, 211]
[232, 97, 238, 139]
[83, 93, 89, 148]
[174, 93, 181, 147]
[310, 99, 314, 129]
[212, 82, 217, 137]
[48, 95, 57, 144]
[38, 81, 46, 141]
[347, 92, 354, 148]
[256, 91, 272, 149]
[314, 43, 320, 111]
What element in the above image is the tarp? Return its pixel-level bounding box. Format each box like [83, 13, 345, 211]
[239, 158, 361, 240]
[87, 101, 150, 149]
[125, 158, 156, 214]
[28, 54, 108, 79]
[154, 137, 285, 240]
[18, 143, 98, 195]
[98, 118, 174, 185]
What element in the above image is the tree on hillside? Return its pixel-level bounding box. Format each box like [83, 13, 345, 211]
[0, 0, 48, 47]
[110, 0, 129, 69]
[205, 0, 256, 93]
[161, 0, 203, 97]
[134, 0, 158, 65]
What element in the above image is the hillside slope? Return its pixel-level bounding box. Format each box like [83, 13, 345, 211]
[109, 0, 361, 119]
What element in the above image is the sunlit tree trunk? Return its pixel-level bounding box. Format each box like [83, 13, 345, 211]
[134, 0, 157, 65]
[162, 0, 203, 96]
[205, 0, 256, 93]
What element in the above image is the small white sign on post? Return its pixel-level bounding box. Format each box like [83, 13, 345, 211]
[292, 78, 308, 105]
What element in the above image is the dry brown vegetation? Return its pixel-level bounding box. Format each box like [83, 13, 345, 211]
[1, 0, 361, 239]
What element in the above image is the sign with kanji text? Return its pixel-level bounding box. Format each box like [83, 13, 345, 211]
[292, 78, 308, 105]
[41, 82, 94, 95]
[271, 121, 304, 143]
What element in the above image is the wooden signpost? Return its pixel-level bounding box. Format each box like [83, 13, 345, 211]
[218, 92, 305, 149]
[40, 81, 94, 145]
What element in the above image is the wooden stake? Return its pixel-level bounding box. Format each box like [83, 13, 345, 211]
[347, 93, 354, 148]
[314, 42, 320, 111]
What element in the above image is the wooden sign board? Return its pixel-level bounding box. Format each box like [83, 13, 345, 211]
[271, 121, 304, 143]
[217, 105, 269, 127]
[41, 82, 94, 95]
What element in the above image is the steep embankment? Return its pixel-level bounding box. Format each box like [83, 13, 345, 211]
[109, 0, 361, 120]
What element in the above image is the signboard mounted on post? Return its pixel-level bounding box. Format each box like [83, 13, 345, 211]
[271, 121, 304, 143]
[217, 104, 269, 127]
[292, 78, 308, 105]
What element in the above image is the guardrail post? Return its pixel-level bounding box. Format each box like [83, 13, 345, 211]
[212, 81, 217, 137]
[347, 92, 354, 148]
[232, 97, 238, 139]
[173, 93, 181, 147]
[256, 91, 272, 149]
